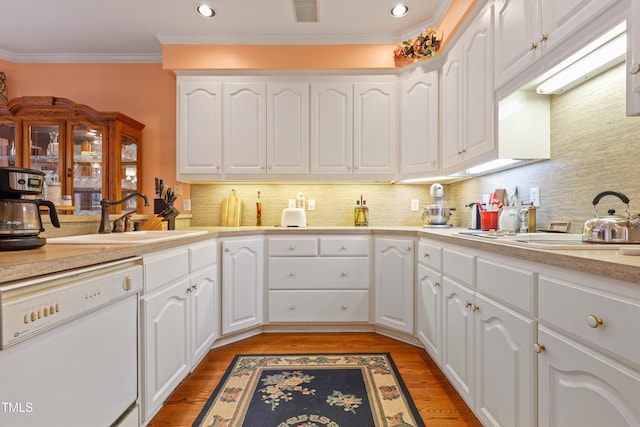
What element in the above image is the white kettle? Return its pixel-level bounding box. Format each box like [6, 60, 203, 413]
[498, 206, 521, 232]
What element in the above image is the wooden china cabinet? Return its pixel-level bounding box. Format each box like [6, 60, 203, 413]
[0, 96, 144, 214]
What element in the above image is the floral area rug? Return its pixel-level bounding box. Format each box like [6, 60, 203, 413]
[192, 353, 426, 427]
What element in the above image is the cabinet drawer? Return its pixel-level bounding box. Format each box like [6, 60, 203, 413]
[477, 258, 534, 314]
[443, 248, 474, 286]
[268, 290, 369, 322]
[418, 239, 442, 270]
[539, 276, 640, 366]
[189, 239, 217, 272]
[319, 237, 369, 256]
[268, 258, 369, 289]
[268, 238, 317, 256]
[143, 248, 190, 293]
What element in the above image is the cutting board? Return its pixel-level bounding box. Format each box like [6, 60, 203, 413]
[221, 189, 242, 226]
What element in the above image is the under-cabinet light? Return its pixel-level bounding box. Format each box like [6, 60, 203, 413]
[536, 23, 626, 95]
[465, 159, 522, 175]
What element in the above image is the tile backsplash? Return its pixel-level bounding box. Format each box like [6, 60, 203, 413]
[191, 63, 640, 231]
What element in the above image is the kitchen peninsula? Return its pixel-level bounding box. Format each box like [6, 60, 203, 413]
[2, 227, 640, 426]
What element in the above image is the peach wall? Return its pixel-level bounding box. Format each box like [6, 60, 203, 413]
[0, 59, 181, 213]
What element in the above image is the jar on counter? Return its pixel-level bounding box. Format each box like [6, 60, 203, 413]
[61, 195, 72, 206]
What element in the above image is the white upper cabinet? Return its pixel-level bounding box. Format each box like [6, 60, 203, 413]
[223, 83, 267, 174]
[400, 70, 439, 177]
[495, 0, 624, 89]
[353, 82, 397, 175]
[628, 0, 640, 116]
[267, 83, 309, 174]
[310, 83, 354, 175]
[177, 79, 222, 179]
[442, 5, 495, 174]
[311, 81, 397, 178]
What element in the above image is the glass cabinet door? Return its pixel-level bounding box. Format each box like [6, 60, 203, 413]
[72, 123, 104, 214]
[120, 132, 139, 210]
[0, 123, 16, 168]
[28, 124, 63, 199]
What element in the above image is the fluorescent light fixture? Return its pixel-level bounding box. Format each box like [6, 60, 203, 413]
[196, 4, 216, 18]
[401, 176, 453, 184]
[536, 23, 626, 95]
[390, 4, 409, 17]
[465, 159, 522, 175]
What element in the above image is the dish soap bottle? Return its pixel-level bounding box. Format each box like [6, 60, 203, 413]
[256, 191, 262, 226]
[355, 197, 369, 226]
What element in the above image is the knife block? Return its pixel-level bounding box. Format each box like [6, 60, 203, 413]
[154, 198, 169, 214]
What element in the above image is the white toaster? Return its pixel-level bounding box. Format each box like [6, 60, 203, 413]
[281, 208, 307, 227]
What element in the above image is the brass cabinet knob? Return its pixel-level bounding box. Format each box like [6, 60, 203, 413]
[540, 34, 548, 43]
[533, 343, 546, 353]
[472, 304, 480, 312]
[465, 301, 473, 308]
[434, 281, 440, 287]
[586, 315, 603, 328]
[530, 42, 538, 51]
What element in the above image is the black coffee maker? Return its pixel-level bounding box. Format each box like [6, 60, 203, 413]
[0, 167, 60, 250]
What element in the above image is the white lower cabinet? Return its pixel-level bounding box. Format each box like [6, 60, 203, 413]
[416, 238, 444, 366]
[141, 239, 218, 423]
[374, 237, 415, 334]
[537, 272, 640, 426]
[221, 237, 264, 334]
[267, 235, 370, 323]
[537, 326, 640, 427]
[440, 246, 537, 427]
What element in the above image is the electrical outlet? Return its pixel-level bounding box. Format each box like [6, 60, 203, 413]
[530, 187, 540, 207]
[182, 199, 191, 211]
[411, 199, 420, 212]
[288, 199, 296, 208]
[308, 200, 316, 211]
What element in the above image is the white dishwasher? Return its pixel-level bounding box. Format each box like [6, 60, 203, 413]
[0, 257, 143, 427]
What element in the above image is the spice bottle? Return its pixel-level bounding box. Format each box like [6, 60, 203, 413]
[527, 202, 536, 233]
[355, 200, 369, 226]
[256, 191, 262, 226]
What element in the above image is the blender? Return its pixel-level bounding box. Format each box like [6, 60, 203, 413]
[422, 183, 455, 228]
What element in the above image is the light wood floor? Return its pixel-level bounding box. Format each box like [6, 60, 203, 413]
[147, 332, 482, 427]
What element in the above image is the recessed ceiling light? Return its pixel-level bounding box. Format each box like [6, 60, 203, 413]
[390, 4, 409, 18]
[196, 4, 216, 18]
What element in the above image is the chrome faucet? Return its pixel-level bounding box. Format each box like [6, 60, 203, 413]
[99, 192, 150, 234]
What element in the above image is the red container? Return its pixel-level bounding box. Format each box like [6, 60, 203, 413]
[480, 211, 499, 231]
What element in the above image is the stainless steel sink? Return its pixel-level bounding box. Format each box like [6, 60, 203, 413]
[456, 231, 623, 249]
[47, 230, 208, 245]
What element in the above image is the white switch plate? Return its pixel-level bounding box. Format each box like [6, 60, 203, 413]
[288, 199, 296, 208]
[308, 200, 316, 211]
[530, 187, 540, 207]
[183, 199, 191, 211]
[411, 199, 420, 211]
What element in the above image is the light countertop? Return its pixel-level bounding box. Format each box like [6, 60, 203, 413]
[2, 226, 640, 286]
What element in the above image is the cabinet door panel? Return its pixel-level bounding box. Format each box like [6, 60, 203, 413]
[375, 238, 414, 334]
[353, 83, 397, 174]
[442, 43, 464, 170]
[310, 83, 353, 174]
[190, 265, 218, 369]
[494, 0, 541, 87]
[267, 83, 309, 174]
[143, 278, 190, 419]
[442, 277, 475, 408]
[417, 264, 442, 366]
[222, 238, 264, 334]
[475, 294, 537, 427]
[538, 326, 640, 427]
[223, 83, 266, 174]
[540, 0, 623, 54]
[178, 81, 222, 176]
[400, 71, 439, 175]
